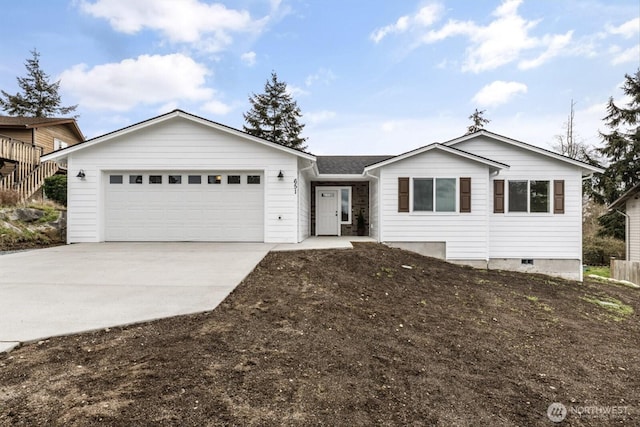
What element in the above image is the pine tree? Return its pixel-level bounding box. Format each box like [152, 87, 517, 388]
[243, 72, 307, 151]
[595, 69, 640, 239]
[0, 49, 77, 118]
[466, 109, 490, 134]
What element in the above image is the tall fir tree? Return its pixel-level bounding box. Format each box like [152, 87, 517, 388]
[466, 109, 490, 134]
[0, 49, 77, 118]
[243, 72, 307, 151]
[595, 69, 640, 239]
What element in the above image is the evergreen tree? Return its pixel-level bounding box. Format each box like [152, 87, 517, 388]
[0, 49, 77, 118]
[243, 72, 307, 150]
[595, 69, 640, 239]
[466, 109, 490, 134]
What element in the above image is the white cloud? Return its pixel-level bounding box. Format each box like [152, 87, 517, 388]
[305, 68, 336, 87]
[286, 85, 309, 97]
[59, 54, 217, 111]
[607, 17, 640, 39]
[472, 81, 527, 107]
[241, 51, 257, 66]
[202, 99, 233, 115]
[379, 0, 582, 73]
[518, 31, 573, 70]
[370, 3, 443, 43]
[611, 44, 640, 65]
[306, 110, 336, 125]
[78, 0, 265, 52]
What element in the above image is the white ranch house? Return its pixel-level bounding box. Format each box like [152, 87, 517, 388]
[42, 110, 603, 280]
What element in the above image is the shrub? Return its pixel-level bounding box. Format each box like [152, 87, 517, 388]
[0, 189, 20, 206]
[44, 174, 67, 206]
[583, 235, 626, 266]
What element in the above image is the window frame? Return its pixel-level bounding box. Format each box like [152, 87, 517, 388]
[506, 179, 551, 214]
[410, 177, 458, 213]
[168, 175, 182, 184]
[227, 175, 241, 184]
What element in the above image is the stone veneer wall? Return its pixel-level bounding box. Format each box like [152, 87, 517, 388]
[311, 181, 369, 236]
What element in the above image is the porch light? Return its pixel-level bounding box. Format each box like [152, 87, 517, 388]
[76, 169, 86, 179]
[277, 170, 284, 180]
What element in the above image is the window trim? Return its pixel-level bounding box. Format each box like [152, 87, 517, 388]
[410, 177, 458, 214]
[505, 179, 552, 214]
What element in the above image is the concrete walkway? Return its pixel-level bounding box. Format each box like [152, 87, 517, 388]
[0, 243, 274, 353]
[273, 236, 375, 251]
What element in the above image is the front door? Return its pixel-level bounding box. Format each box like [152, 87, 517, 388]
[316, 190, 339, 235]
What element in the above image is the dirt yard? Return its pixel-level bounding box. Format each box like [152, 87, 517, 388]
[0, 243, 638, 426]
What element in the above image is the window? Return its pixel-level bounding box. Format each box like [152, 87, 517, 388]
[208, 175, 222, 184]
[54, 138, 68, 150]
[530, 181, 549, 212]
[109, 175, 123, 184]
[188, 175, 201, 184]
[508, 181, 527, 212]
[247, 175, 261, 184]
[413, 179, 433, 211]
[169, 175, 182, 184]
[129, 175, 143, 184]
[508, 180, 550, 213]
[435, 179, 456, 212]
[413, 178, 456, 212]
[340, 188, 350, 222]
[149, 175, 162, 184]
[228, 175, 241, 184]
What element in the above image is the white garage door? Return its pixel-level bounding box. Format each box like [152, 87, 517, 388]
[105, 171, 264, 242]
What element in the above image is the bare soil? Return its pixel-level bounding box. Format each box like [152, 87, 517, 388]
[0, 243, 638, 426]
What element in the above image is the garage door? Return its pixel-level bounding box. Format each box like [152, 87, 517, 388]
[105, 171, 264, 241]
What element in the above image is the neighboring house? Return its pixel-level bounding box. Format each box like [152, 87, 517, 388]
[0, 116, 84, 201]
[42, 110, 603, 280]
[608, 183, 640, 284]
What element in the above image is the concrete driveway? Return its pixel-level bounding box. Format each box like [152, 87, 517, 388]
[0, 243, 274, 353]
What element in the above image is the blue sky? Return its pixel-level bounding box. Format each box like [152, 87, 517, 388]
[0, 0, 638, 155]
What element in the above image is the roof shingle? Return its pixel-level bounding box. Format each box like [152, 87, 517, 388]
[316, 155, 394, 174]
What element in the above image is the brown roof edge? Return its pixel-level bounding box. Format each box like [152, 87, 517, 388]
[0, 116, 84, 141]
[608, 182, 640, 211]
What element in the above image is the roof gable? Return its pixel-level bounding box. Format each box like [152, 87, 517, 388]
[42, 110, 315, 162]
[363, 143, 509, 172]
[609, 183, 640, 210]
[444, 130, 604, 174]
[0, 115, 84, 141]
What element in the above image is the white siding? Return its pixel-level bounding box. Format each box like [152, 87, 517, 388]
[379, 150, 490, 260]
[369, 172, 380, 240]
[297, 159, 311, 242]
[66, 117, 300, 243]
[454, 137, 583, 260]
[628, 197, 640, 261]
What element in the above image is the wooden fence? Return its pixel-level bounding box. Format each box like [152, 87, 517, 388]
[0, 135, 60, 202]
[611, 258, 640, 285]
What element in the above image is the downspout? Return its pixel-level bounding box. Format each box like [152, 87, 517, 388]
[364, 170, 379, 242]
[615, 209, 630, 261]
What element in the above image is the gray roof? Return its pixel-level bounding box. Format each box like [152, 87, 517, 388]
[316, 155, 394, 174]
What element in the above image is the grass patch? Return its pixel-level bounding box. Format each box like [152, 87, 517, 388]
[585, 265, 610, 278]
[581, 294, 634, 321]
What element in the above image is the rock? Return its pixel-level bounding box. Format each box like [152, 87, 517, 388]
[0, 221, 22, 234]
[14, 208, 45, 222]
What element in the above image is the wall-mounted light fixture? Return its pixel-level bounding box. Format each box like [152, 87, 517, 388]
[277, 170, 284, 180]
[76, 169, 86, 179]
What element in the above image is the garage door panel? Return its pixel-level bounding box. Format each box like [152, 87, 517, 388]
[105, 172, 264, 242]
